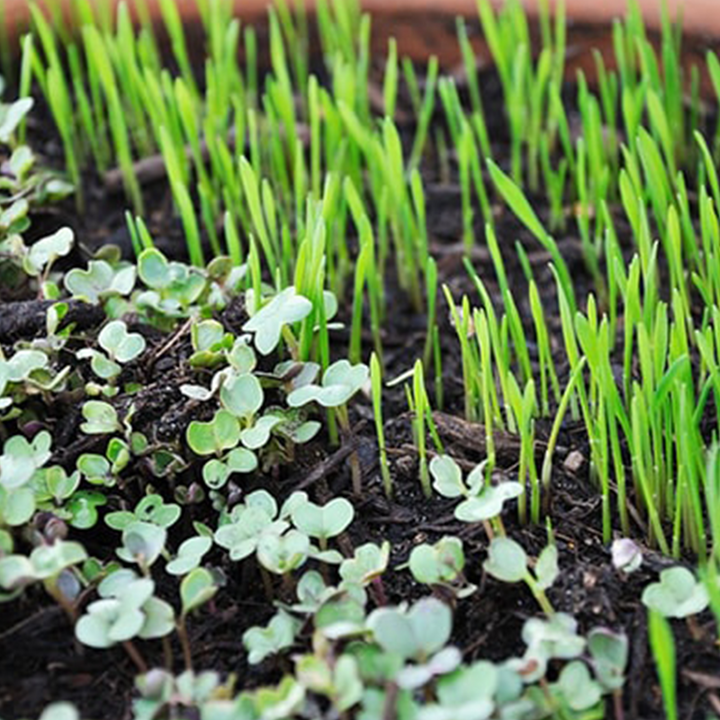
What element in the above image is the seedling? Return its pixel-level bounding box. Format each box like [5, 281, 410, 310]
[339, 541, 390, 587]
[0, 96, 34, 144]
[178, 567, 218, 669]
[370, 353, 392, 498]
[287, 359, 368, 409]
[214, 489, 287, 562]
[295, 654, 363, 712]
[648, 610, 678, 720]
[116, 521, 168, 573]
[429, 455, 522, 534]
[65, 260, 136, 304]
[408, 536, 475, 598]
[611, 538, 642, 574]
[76, 438, 130, 487]
[0, 430, 52, 527]
[0, 540, 87, 608]
[75, 575, 174, 670]
[483, 537, 558, 616]
[243, 610, 300, 665]
[166, 536, 212, 576]
[202, 448, 258, 490]
[136, 248, 208, 320]
[21, 226, 74, 281]
[243, 286, 313, 356]
[78, 320, 146, 383]
[365, 597, 463, 691]
[588, 627, 629, 716]
[80, 400, 122, 435]
[0, 430, 52, 489]
[641, 566, 709, 618]
[186, 409, 241, 456]
[552, 660, 603, 712]
[106, 494, 181, 531]
[288, 359, 368, 493]
[189, 319, 233, 368]
[98, 320, 146, 364]
[513, 613, 587, 682]
[290, 497, 354, 551]
[257, 529, 311, 576]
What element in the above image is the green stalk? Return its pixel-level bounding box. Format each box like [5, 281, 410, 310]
[371, 354, 392, 498]
[539, 359, 587, 521]
[648, 611, 678, 720]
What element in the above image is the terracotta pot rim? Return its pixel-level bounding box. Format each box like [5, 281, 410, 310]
[3, 0, 720, 42]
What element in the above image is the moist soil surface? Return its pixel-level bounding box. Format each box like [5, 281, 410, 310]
[1, 33, 719, 720]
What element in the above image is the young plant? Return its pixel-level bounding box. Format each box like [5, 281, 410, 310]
[290, 497, 354, 553]
[641, 567, 709, 618]
[408, 536, 475, 598]
[243, 610, 300, 665]
[429, 455, 522, 535]
[177, 567, 218, 669]
[648, 610, 678, 720]
[370, 353, 392, 498]
[75, 574, 174, 671]
[483, 537, 558, 616]
[287, 359, 368, 493]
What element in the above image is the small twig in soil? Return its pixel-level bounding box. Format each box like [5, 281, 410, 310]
[103, 123, 310, 193]
[0, 299, 104, 344]
[104, 130, 236, 194]
[0, 605, 64, 642]
[289, 434, 361, 492]
[146, 318, 192, 374]
[683, 670, 720, 689]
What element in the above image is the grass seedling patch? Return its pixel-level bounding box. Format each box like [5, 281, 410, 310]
[3, 0, 720, 718]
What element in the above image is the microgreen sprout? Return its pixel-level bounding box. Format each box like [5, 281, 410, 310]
[75, 575, 174, 670]
[641, 567, 709, 618]
[290, 496, 354, 552]
[288, 359, 368, 493]
[483, 537, 558, 616]
[408, 536, 476, 598]
[243, 287, 312, 356]
[243, 610, 300, 665]
[430, 455, 522, 535]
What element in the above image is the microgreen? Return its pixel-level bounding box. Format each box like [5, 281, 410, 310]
[214, 489, 286, 562]
[106, 494, 180, 531]
[339, 541, 390, 587]
[408, 536, 475, 598]
[9, 0, 720, 715]
[243, 287, 312, 356]
[648, 610, 678, 720]
[287, 360, 368, 409]
[429, 455, 522, 529]
[0, 97, 34, 144]
[65, 260, 136, 304]
[641, 567, 709, 618]
[0, 540, 87, 596]
[186, 410, 241, 456]
[116, 522, 168, 571]
[166, 537, 212, 576]
[243, 610, 300, 665]
[367, 597, 452, 663]
[291, 497, 354, 547]
[484, 537, 558, 616]
[75, 576, 174, 649]
[80, 400, 122, 435]
[98, 321, 146, 364]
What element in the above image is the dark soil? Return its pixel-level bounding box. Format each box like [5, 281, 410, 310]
[1, 25, 719, 720]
